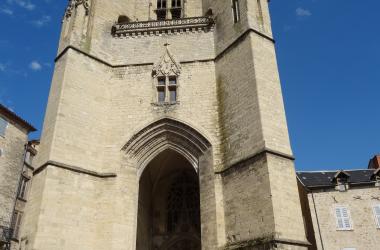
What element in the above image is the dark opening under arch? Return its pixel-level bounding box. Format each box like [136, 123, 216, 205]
[136, 149, 201, 250]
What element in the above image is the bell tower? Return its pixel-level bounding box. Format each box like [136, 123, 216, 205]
[21, 0, 309, 249]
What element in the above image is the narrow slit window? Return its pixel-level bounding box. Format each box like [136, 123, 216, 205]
[169, 76, 177, 102]
[169, 87, 177, 102]
[232, 0, 240, 23]
[158, 87, 166, 103]
[157, 76, 166, 103]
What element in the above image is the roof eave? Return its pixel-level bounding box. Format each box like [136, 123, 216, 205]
[0, 104, 36, 133]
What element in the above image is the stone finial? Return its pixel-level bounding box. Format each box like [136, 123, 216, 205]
[65, 0, 90, 19]
[152, 44, 181, 77]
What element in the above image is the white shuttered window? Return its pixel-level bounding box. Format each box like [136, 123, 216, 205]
[335, 206, 353, 230]
[373, 204, 380, 228]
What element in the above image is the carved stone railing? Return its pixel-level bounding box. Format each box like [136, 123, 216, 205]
[111, 16, 214, 37]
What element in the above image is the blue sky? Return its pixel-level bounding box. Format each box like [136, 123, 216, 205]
[0, 0, 379, 171]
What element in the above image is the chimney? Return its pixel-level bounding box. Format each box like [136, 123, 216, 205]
[368, 155, 380, 169]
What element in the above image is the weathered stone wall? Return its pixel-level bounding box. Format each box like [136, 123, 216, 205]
[221, 154, 275, 244]
[212, 0, 306, 248]
[25, 33, 223, 250]
[308, 186, 380, 250]
[23, 0, 308, 249]
[0, 115, 27, 228]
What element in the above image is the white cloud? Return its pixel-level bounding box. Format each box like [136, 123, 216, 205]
[31, 15, 51, 27]
[6, 0, 35, 11]
[296, 7, 312, 17]
[0, 63, 6, 72]
[29, 61, 42, 71]
[0, 7, 13, 15]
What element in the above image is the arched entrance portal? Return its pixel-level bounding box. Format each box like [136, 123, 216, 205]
[136, 149, 201, 250]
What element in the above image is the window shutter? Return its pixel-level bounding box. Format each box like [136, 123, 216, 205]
[335, 207, 344, 229]
[373, 205, 380, 228]
[335, 206, 352, 230]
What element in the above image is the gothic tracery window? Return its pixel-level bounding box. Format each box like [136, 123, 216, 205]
[153, 45, 181, 104]
[167, 173, 200, 233]
[156, 76, 178, 104]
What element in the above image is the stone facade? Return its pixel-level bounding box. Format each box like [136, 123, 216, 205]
[298, 167, 380, 250]
[0, 104, 36, 250]
[22, 1, 308, 250]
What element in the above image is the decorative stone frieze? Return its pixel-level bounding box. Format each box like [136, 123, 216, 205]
[111, 17, 214, 37]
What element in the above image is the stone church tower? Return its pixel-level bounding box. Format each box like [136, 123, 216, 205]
[23, 0, 309, 249]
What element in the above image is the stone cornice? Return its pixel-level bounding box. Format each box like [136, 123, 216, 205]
[215, 28, 274, 62]
[111, 16, 214, 37]
[34, 160, 117, 178]
[215, 148, 295, 175]
[55, 26, 273, 68]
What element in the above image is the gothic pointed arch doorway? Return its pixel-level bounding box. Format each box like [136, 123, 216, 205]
[136, 149, 201, 250]
[122, 118, 219, 249]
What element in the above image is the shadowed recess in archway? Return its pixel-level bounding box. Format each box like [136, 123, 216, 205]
[122, 118, 212, 173]
[137, 149, 202, 250]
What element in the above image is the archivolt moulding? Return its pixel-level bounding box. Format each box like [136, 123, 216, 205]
[122, 118, 211, 176]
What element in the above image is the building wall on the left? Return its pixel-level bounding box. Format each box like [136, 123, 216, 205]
[0, 115, 28, 228]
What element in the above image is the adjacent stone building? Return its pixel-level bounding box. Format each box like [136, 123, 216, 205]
[21, 0, 309, 249]
[0, 104, 36, 250]
[297, 156, 380, 250]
